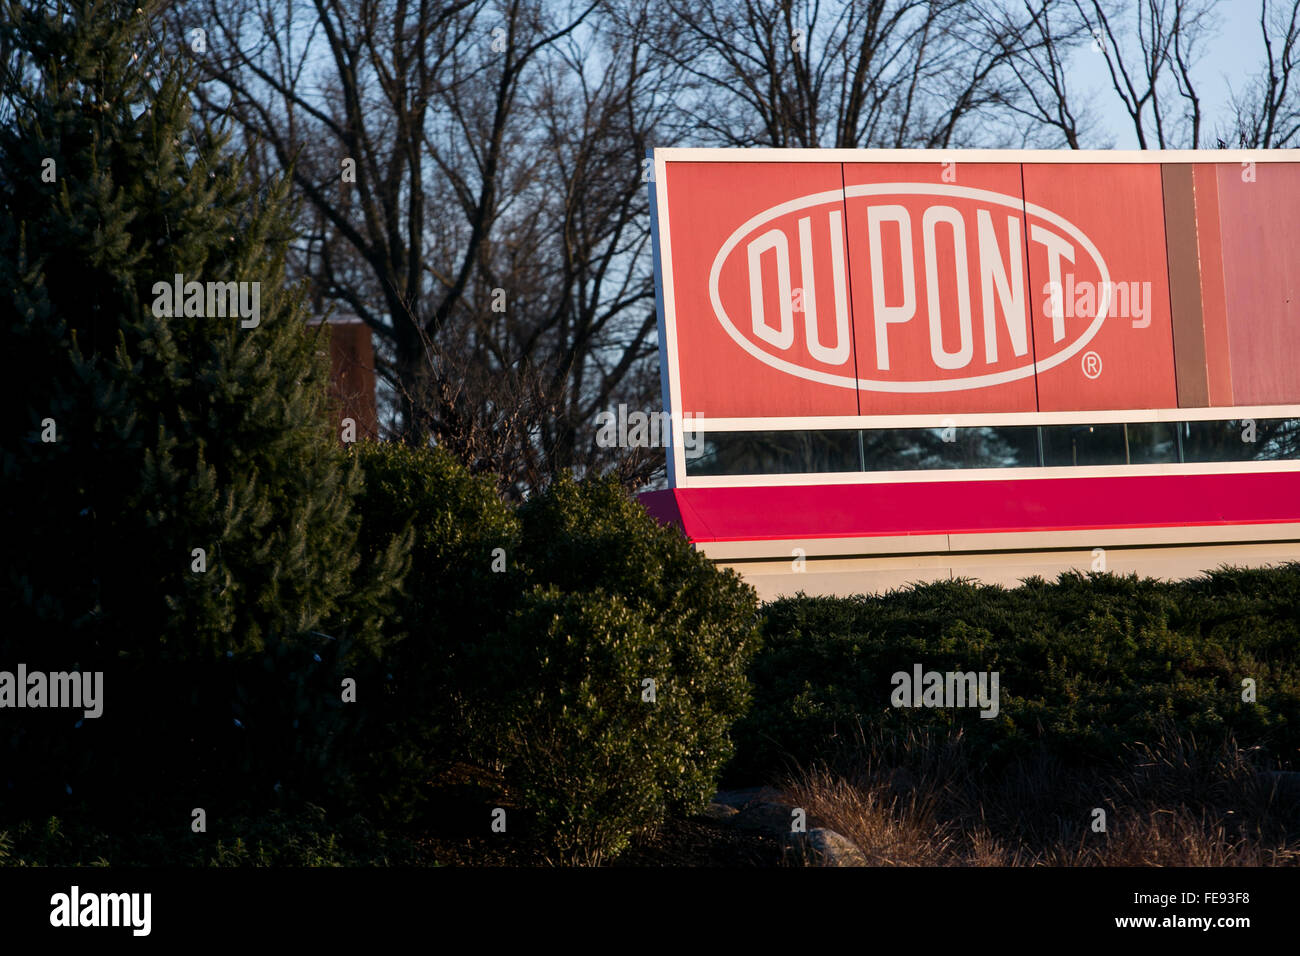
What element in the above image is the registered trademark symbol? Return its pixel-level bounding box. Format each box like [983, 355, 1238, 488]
[1082, 351, 1102, 379]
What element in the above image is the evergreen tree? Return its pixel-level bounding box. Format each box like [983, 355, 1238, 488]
[0, 0, 405, 819]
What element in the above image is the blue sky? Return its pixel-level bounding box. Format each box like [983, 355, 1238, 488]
[1068, 3, 1273, 148]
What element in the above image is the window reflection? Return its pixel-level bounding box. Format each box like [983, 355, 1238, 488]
[684, 418, 1300, 477]
[1180, 418, 1300, 462]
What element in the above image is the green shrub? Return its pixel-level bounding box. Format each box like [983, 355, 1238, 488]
[0, 3, 406, 821]
[414, 474, 756, 863]
[349, 441, 519, 820]
[316, 456, 763, 863]
[479, 587, 682, 864]
[733, 567, 1300, 782]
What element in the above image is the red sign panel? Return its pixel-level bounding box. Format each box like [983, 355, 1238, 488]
[1020, 163, 1177, 412]
[653, 151, 1300, 421]
[1214, 162, 1300, 405]
[663, 161, 857, 418]
[842, 162, 1037, 414]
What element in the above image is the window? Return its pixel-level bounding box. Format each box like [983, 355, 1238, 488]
[861, 426, 1039, 471]
[682, 417, 1300, 477]
[1126, 422, 1180, 464]
[1040, 423, 1127, 466]
[690, 429, 860, 476]
[1180, 418, 1300, 462]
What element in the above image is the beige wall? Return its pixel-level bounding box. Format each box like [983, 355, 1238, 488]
[701, 525, 1300, 601]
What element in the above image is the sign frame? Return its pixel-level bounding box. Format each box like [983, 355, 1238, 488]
[649, 147, 1300, 488]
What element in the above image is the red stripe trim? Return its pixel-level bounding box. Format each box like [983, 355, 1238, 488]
[643, 472, 1300, 543]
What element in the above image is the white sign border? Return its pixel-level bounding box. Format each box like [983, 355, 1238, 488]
[649, 148, 1300, 488]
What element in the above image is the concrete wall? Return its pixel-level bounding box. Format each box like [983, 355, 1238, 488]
[701, 524, 1300, 600]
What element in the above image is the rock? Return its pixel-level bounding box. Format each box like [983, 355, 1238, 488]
[734, 801, 800, 835]
[786, 828, 868, 867]
[694, 802, 740, 823]
[712, 787, 764, 809]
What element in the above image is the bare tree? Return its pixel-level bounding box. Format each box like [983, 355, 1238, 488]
[653, 0, 1047, 149]
[997, 0, 1220, 148]
[980, 1, 1101, 147]
[159, 0, 1300, 498]
[997, 0, 1300, 150]
[173, 0, 670, 495]
[1226, 0, 1300, 146]
[1074, 0, 1216, 149]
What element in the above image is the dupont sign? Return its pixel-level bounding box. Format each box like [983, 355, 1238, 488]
[650, 151, 1300, 418]
[711, 183, 1112, 392]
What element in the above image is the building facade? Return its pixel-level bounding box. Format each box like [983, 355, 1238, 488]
[639, 149, 1300, 599]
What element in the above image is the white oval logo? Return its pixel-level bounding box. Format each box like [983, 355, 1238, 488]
[708, 183, 1112, 392]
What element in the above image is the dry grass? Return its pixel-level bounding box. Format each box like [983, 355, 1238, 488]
[781, 725, 1300, 866]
